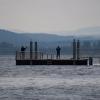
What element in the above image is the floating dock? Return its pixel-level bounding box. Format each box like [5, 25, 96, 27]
[16, 40, 92, 65]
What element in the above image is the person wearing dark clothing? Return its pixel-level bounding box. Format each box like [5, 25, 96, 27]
[56, 46, 61, 59]
[21, 46, 27, 59]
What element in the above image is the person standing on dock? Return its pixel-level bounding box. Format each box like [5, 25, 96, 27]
[21, 46, 27, 59]
[56, 46, 61, 59]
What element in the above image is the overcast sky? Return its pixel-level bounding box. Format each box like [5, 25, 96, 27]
[0, 0, 100, 34]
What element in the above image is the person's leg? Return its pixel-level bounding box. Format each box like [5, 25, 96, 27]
[56, 53, 58, 59]
[59, 55, 60, 59]
[58, 52, 60, 59]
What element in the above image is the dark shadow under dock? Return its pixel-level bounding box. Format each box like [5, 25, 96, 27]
[16, 59, 88, 65]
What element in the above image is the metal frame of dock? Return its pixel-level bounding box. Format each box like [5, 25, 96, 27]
[16, 40, 92, 65]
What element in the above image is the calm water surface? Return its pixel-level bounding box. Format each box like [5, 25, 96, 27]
[0, 55, 100, 100]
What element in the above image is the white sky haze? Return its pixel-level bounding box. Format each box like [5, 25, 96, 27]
[0, 0, 100, 34]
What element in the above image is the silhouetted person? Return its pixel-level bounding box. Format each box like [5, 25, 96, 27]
[21, 46, 27, 59]
[56, 46, 61, 59]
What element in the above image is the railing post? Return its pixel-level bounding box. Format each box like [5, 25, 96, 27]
[30, 41, 33, 60]
[35, 41, 38, 60]
[47, 54, 48, 59]
[51, 54, 52, 59]
[40, 52, 41, 59]
[77, 40, 80, 60]
[42, 53, 43, 59]
[20, 52, 21, 60]
[73, 39, 76, 60]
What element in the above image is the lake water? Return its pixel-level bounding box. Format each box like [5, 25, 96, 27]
[0, 56, 100, 100]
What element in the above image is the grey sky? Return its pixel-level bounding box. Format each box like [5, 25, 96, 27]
[0, 0, 100, 34]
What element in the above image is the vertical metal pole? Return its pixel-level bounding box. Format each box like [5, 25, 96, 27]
[51, 54, 52, 59]
[47, 54, 48, 59]
[77, 40, 80, 60]
[40, 52, 41, 59]
[30, 41, 33, 60]
[89, 57, 93, 65]
[35, 41, 38, 60]
[42, 53, 43, 59]
[73, 39, 76, 60]
[20, 52, 21, 60]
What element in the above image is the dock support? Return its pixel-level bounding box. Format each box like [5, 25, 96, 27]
[35, 41, 38, 59]
[73, 39, 76, 60]
[77, 40, 80, 60]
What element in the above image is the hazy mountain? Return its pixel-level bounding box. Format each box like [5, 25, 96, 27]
[0, 29, 74, 46]
[0, 27, 100, 55]
[0, 29, 30, 45]
[75, 27, 100, 36]
[0, 27, 100, 45]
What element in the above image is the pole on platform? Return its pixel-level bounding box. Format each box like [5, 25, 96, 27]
[89, 57, 93, 65]
[73, 39, 76, 60]
[30, 41, 33, 60]
[35, 41, 38, 59]
[77, 40, 80, 60]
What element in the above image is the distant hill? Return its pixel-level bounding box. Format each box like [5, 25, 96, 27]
[0, 29, 74, 46]
[0, 27, 100, 44]
[0, 30, 30, 45]
[75, 27, 100, 37]
[0, 27, 100, 55]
